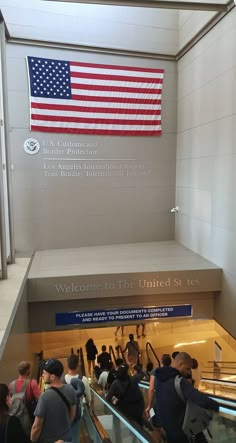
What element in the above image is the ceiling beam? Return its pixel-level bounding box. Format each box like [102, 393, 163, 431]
[7, 36, 176, 60]
[177, 0, 235, 59]
[42, 0, 229, 12]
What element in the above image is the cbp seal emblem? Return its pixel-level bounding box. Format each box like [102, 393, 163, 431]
[24, 138, 40, 155]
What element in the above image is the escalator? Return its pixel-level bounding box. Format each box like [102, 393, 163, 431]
[109, 340, 161, 371]
[78, 380, 236, 443]
[36, 348, 236, 441]
[145, 342, 160, 368]
[36, 348, 154, 441]
[138, 381, 236, 442]
[87, 385, 156, 443]
[109, 344, 127, 366]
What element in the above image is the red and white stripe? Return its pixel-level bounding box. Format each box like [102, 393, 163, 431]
[30, 61, 164, 136]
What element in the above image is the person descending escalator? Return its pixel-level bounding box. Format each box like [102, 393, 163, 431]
[85, 338, 98, 379]
[106, 363, 144, 426]
[122, 334, 140, 369]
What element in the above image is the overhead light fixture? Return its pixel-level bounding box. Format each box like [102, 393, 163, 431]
[174, 340, 206, 348]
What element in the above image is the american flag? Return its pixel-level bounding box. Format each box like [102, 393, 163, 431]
[27, 56, 164, 136]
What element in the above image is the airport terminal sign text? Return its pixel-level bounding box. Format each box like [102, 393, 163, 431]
[54, 278, 200, 294]
[56, 304, 192, 325]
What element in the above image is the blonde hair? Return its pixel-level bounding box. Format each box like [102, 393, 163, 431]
[18, 361, 30, 375]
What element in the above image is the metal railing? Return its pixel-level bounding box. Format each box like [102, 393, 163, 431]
[108, 345, 117, 365]
[145, 342, 160, 367]
[77, 347, 86, 376]
[113, 344, 127, 364]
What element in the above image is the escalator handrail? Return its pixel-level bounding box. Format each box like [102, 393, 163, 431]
[201, 377, 236, 386]
[208, 361, 236, 364]
[108, 345, 117, 365]
[202, 370, 236, 376]
[78, 347, 86, 377]
[203, 393, 236, 410]
[90, 385, 156, 443]
[114, 344, 127, 364]
[203, 367, 236, 372]
[36, 350, 43, 386]
[145, 342, 160, 367]
[139, 380, 236, 412]
[204, 366, 236, 370]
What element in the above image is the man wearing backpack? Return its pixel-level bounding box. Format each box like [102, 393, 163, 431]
[9, 361, 41, 438]
[154, 352, 219, 443]
[30, 359, 76, 443]
[64, 354, 91, 443]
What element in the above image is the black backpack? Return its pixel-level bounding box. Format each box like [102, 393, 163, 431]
[106, 369, 117, 389]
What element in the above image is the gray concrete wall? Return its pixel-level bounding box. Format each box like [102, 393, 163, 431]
[0, 285, 32, 383]
[7, 43, 177, 256]
[178, 10, 216, 52]
[176, 8, 236, 338]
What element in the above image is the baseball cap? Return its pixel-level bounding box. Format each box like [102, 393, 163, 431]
[40, 358, 64, 377]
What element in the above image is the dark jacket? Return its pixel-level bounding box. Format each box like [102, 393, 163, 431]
[0, 415, 27, 443]
[155, 366, 187, 443]
[154, 366, 218, 443]
[106, 376, 144, 425]
[97, 352, 111, 370]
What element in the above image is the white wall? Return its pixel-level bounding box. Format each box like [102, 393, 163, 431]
[178, 10, 216, 51]
[176, 8, 236, 337]
[7, 43, 177, 255]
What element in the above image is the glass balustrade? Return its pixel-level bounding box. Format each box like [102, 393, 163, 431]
[89, 386, 152, 443]
[138, 381, 236, 442]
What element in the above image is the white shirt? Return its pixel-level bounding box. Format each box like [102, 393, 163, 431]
[98, 370, 109, 389]
[64, 373, 91, 412]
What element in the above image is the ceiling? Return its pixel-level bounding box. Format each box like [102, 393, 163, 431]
[0, 0, 233, 57]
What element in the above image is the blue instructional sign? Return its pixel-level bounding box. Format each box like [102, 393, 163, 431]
[56, 304, 192, 326]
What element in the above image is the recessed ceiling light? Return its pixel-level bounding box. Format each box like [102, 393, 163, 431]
[174, 340, 206, 348]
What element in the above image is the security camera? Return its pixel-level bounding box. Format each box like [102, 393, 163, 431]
[171, 206, 179, 213]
